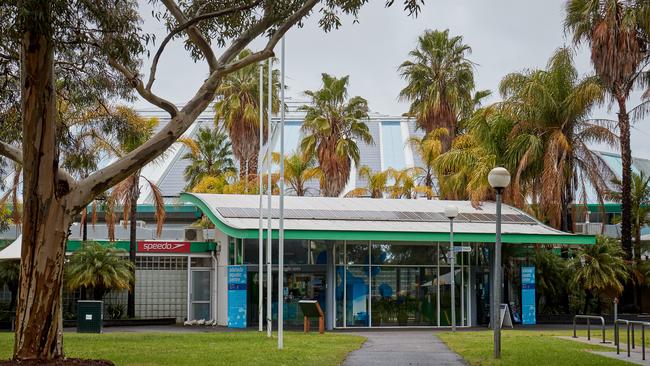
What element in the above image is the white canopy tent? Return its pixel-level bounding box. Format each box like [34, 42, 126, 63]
[0, 235, 21, 260]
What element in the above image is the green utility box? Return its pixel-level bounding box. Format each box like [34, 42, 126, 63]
[77, 300, 103, 333]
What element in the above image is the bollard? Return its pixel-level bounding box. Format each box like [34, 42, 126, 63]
[587, 318, 591, 340]
[643, 325, 646, 361]
[632, 323, 635, 350]
[627, 323, 631, 357]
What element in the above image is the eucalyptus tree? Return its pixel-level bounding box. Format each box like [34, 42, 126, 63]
[214, 49, 280, 180]
[399, 29, 482, 151]
[0, 0, 423, 360]
[498, 48, 615, 230]
[565, 0, 650, 256]
[179, 126, 235, 190]
[300, 74, 374, 197]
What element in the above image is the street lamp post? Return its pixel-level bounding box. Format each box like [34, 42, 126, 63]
[444, 205, 459, 332]
[257, 62, 264, 333]
[488, 167, 511, 359]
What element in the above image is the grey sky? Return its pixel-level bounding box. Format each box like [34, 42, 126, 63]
[136, 0, 650, 159]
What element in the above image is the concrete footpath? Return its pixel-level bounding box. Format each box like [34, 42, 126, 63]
[342, 331, 466, 366]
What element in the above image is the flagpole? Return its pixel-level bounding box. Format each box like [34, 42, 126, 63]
[266, 56, 273, 338]
[257, 62, 264, 332]
[277, 35, 286, 350]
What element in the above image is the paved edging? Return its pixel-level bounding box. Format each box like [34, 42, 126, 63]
[342, 331, 466, 366]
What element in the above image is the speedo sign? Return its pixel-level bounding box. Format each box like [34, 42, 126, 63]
[137, 241, 191, 253]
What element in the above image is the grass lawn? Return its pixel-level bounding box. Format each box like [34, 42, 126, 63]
[438, 330, 636, 366]
[0, 331, 364, 365]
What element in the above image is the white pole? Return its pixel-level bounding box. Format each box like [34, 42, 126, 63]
[277, 35, 286, 350]
[266, 57, 273, 338]
[258, 62, 264, 332]
[450, 218, 456, 332]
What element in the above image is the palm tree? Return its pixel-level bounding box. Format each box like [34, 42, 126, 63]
[565, 0, 650, 256]
[65, 242, 134, 301]
[345, 166, 389, 198]
[179, 126, 235, 190]
[408, 128, 448, 199]
[97, 106, 166, 318]
[608, 171, 650, 259]
[498, 48, 616, 230]
[569, 236, 628, 314]
[272, 152, 321, 196]
[434, 105, 514, 203]
[191, 171, 261, 195]
[214, 50, 280, 180]
[399, 29, 482, 151]
[387, 168, 429, 199]
[532, 248, 569, 314]
[300, 74, 373, 197]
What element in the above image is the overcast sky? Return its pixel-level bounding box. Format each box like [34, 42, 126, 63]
[136, 0, 650, 159]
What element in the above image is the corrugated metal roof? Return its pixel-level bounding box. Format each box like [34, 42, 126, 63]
[182, 193, 592, 244]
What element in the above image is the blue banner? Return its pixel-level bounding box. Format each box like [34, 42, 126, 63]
[521, 266, 536, 325]
[228, 266, 247, 328]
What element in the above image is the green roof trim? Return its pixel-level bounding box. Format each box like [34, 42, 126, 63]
[66, 240, 215, 253]
[84, 204, 202, 216]
[181, 193, 595, 245]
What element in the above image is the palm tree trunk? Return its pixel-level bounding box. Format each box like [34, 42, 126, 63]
[239, 159, 247, 181]
[249, 154, 259, 182]
[617, 93, 633, 258]
[127, 176, 139, 319]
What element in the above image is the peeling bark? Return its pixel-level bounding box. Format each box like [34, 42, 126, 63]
[14, 2, 69, 358]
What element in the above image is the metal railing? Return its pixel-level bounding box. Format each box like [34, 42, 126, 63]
[615, 319, 649, 360]
[573, 315, 606, 343]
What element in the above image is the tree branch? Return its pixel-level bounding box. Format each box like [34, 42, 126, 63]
[0, 141, 22, 164]
[73, 0, 320, 212]
[160, 0, 219, 73]
[146, 0, 262, 91]
[217, 0, 319, 73]
[108, 58, 179, 118]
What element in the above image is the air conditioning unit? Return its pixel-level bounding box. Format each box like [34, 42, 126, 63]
[184, 227, 204, 242]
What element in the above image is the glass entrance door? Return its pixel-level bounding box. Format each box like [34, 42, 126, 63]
[191, 270, 211, 320]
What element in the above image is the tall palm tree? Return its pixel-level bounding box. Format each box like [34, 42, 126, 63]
[179, 126, 235, 191]
[408, 127, 448, 199]
[65, 242, 134, 301]
[398, 29, 482, 151]
[498, 48, 616, 230]
[214, 50, 280, 180]
[434, 105, 514, 204]
[97, 106, 166, 318]
[569, 236, 628, 313]
[608, 171, 650, 259]
[345, 166, 389, 198]
[565, 0, 650, 256]
[300, 74, 373, 197]
[272, 152, 321, 196]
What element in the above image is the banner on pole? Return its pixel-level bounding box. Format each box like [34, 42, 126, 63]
[228, 265, 247, 328]
[521, 266, 536, 325]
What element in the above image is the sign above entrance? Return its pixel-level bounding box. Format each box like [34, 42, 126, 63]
[453, 246, 472, 252]
[137, 241, 191, 253]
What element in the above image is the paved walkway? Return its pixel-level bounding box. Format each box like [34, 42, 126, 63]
[342, 331, 466, 366]
[558, 336, 650, 365]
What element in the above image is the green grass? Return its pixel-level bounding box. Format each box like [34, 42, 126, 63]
[0, 331, 364, 365]
[438, 330, 635, 366]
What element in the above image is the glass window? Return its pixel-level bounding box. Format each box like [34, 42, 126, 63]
[346, 241, 370, 265]
[371, 242, 436, 265]
[345, 266, 369, 326]
[381, 121, 405, 170]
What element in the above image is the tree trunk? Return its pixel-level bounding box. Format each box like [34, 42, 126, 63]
[248, 153, 259, 182]
[14, 1, 71, 360]
[617, 94, 633, 258]
[127, 176, 139, 319]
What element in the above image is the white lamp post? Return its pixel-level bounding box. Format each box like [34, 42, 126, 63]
[487, 167, 510, 359]
[277, 35, 286, 350]
[444, 205, 459, 332]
